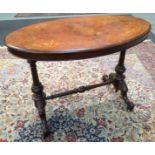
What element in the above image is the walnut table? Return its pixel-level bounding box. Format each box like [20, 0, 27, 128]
[5, 15, 151, 138]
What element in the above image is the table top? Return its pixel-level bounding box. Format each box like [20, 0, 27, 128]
[5, 15, 151, 61]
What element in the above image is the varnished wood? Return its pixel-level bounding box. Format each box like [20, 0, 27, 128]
[28, 60, 50, 137]
[4, 15, 151, 138]
[5, 15, 151, 61]
[45, 76, 113, 100]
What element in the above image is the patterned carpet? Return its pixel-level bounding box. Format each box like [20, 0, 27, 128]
[0, 41, 155, 142]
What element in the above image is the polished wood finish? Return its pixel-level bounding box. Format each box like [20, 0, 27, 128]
[5, 16, 151, 139]
[5, 16, 150, 61]
[28, 60, 49, 137]
[45, 76, 113, 100]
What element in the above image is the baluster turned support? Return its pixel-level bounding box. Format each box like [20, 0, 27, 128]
[27, 60, 50, 138]
[111, 50, 135, 111]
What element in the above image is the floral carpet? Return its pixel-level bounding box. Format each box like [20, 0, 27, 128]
[0, 41, 155, 142]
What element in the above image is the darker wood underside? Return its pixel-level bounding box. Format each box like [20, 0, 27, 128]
[5, 15, 151, 61]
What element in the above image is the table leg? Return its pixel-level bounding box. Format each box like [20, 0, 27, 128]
[112, 50, 135, 111]
[27, 60, 50, 138]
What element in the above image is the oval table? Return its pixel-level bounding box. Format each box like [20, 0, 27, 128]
[5, 15, 151, 138]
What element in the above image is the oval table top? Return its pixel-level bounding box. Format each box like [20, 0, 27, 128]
[5, 15, 151, 61]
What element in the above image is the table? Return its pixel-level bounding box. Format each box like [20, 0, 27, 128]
[5, 15, 151, 138]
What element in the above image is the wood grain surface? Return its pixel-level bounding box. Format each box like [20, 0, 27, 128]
[5, 16, 151, 60]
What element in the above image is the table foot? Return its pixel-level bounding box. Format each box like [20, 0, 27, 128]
[118, 79, 135, 111]
[103, 72, 134, 111]
[109, 50, 135, 111]
[42, 121, 50, 138]
[125, 99, 135, 111]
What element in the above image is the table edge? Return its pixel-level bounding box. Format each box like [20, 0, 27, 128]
[5, 20, 151, 61]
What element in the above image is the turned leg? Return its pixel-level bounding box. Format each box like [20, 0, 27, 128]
[28, 60, 50, 138]
[112, 50, 135, 111]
